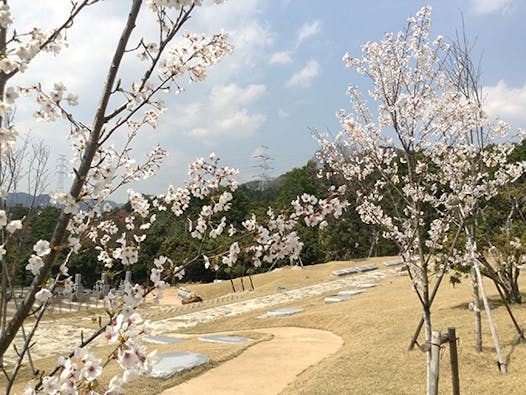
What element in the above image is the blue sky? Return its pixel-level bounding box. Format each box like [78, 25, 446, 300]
[10, 0, 526, 202]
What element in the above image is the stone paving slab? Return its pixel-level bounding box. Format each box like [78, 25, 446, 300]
[356, 264, 378, 272]
[338, 290, 366, 296]
[357, 283, 377, 289]
[149, 351, 210, 378]
[4, 267, 397, 365]
[331, 267, 359, 276]
[266, 308, 305, 317]
[383, 258, 404, 266]
[150, 268, 396, 333]
[332, 264, 378, 276]
[144, 335, 186, 345]
[324, 295, 350, 304]
[198, 335, 252, 344]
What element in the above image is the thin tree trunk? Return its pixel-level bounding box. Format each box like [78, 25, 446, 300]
[0, 0, 143, 359]
[424, 306, 433, 395]
[471, 266, 482, 352]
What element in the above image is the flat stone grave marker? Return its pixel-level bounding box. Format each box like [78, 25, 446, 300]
[324, 295, 350, 304]
[198, 335, 252, 344]
[357, 283, 377, 289]
[331, 267, 360, 276]
[266, 307, 304, 318]
[383, 258, 404, 267]
[149, 351, 209, 378]
[338, 289, 365, 296]
[143, 335, 185, 345]
[356, 264, 378, 272]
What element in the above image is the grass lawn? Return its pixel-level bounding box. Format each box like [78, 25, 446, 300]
[5, 257, 526, 394]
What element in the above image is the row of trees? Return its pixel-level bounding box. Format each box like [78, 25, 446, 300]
[2, 157, 399, 290]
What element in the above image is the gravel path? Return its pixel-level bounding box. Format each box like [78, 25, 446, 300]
[4, 267, 396, 365]
[150, 268, 396, 334]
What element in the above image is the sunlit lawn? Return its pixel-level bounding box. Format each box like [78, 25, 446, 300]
[6, 257, 526, 394]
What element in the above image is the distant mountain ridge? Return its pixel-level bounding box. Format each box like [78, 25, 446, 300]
[6, 192, 121, 210]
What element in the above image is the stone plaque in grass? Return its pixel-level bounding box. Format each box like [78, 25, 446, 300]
[383, 259, 403, 266]
[324, 295, 350, 304]
[338, 289, 366, 296]
[356, 264, 378, 272]
[149, 352, 209, 378]
[198, 335, 252, 344]
[331, 267, 359, 276]
[143, 335, 185, 345]
[266, 307, 304, 317]
[357, 283, 377, 289]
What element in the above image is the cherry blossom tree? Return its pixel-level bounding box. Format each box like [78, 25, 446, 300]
[0, 0, 234, 393]
[315, 6, 524, 392]
[0, 2, 350, 393]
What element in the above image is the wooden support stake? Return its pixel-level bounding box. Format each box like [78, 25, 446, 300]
[493, 280, 525, 340]
[448, 327, 460, 395]
[474, 261, 507, 374]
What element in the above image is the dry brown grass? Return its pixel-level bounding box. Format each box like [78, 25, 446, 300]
[5, 257, 526, 394]
[152, 260, 526, 394]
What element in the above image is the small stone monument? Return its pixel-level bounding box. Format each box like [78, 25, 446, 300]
[101, 273, 109, 297]
[125, 271, 132, 285]
[72, 273, 82, 301]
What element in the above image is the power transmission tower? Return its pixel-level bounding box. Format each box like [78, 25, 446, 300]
[56, 154, 67, 192]
[252, 145, 274, 190]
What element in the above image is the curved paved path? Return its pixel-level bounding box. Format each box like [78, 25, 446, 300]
[160, 327, 343, 395]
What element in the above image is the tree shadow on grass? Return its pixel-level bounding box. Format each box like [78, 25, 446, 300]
[450, 294, 525, 311]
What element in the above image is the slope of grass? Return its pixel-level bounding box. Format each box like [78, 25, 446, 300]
[151, 260, 526, 394]
[5, 257, 526, 394]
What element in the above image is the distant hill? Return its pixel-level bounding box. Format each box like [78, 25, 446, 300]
[238, 176, 283, 202]
[241, 176, 283, 191]
[6, 192, 121, 210]
[7, 192, 50, 207]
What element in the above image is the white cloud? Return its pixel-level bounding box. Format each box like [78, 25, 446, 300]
[190, 0, 273, 74]
[297, 20, 321, 45]
[217, 110, 266, 133]
[269, 51, 293, 65]
[210, 84, 267, 110]
[175, 103, 203, 128]
[470, 0, 514, 14]
[286, 60, 320, 88]
[171, 83, 267, 140]
[484, 80, 526, 128]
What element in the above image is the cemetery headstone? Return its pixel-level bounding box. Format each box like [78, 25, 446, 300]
[72, 273, 82, 301]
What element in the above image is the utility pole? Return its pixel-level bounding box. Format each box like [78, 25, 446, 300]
[56, 154, 67, 192]
[252, 145, 274, 190]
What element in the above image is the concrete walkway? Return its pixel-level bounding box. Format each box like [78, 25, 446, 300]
[160, 327, 343, 395]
